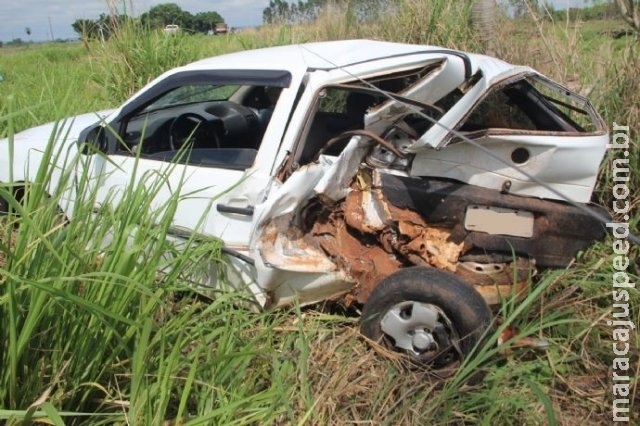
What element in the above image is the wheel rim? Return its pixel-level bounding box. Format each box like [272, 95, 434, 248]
[380, 301, 462, 366]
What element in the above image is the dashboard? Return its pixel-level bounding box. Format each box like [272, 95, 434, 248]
[123, 100, 267, 155]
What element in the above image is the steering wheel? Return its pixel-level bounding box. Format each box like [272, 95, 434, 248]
[169, 112, 219, 151]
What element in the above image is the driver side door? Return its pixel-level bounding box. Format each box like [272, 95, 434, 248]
[92, 153, 261, 247]
[82, 68, 298, 249]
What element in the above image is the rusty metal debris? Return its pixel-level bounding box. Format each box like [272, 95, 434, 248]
[298, 168, 535, 304]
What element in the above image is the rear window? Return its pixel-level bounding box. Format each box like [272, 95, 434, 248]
[458, 75, 601, 134]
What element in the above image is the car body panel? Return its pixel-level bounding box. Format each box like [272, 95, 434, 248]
[411, 132, 607, 202]
[410, 69, 607, 202]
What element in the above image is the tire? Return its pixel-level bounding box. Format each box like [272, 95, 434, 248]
[360, 266, 492, 369]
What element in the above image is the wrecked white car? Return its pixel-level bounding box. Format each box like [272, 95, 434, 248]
[0, 40, 609, 368]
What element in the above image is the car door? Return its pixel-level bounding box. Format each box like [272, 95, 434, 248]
[78, 68, 303, 250]
[90, 153, 260, 246]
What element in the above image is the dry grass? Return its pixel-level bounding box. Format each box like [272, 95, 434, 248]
[0, 219, 17, 269]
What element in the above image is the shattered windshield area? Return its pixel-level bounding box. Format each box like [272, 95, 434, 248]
[294, 61, 460, 167]
[457, 75, 602, 135]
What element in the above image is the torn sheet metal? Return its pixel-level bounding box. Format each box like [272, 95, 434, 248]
[364, 57, 466, 135]
[412, 66, 532, 150]
[265, 167, 466, 303]
[259, 213, 337, 273]
[313, 135, 371, 202]
[256, 156, 539, 306]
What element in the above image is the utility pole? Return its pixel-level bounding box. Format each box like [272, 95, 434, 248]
[48, 16, 55, 41]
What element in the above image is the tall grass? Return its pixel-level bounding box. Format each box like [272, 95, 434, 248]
[0, 118, 309, 423]
[88, 23, 206, 102]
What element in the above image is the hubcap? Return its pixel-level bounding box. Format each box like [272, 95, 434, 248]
[380, 301, 457, 363]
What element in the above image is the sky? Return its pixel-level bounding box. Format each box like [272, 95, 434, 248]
[0, 0, 271, 42]
[0, 0, 593, 43]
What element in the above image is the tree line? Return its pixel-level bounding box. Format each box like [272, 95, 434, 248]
[72, 3, 224, 40]
[261, 0, 635, 26]
[262, 0, 393, 24]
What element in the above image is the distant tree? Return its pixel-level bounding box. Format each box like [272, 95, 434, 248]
[263, 0, 291, 24]
[140, 3, 192, 29]
[262, 0, 388, 24]
[73, 4, 225, 37]
[193, 11, 224, 32]
[72, 19, 97, 38]
[72, 14, 129, 40]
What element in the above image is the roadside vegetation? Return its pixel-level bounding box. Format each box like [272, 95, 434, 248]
[0, 0, 638, 424]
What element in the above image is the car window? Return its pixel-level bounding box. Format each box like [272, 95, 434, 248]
[294, 86, 382, 166]
[142, 84, 240, 112]
[119, 83, 284, 171]
[459, 88, 538, 131]
[528, 77, 599, 133]
[293, 64, 447, 167]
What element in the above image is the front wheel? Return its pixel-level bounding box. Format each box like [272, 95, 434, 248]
[0, 196, 8, 215]
[360, 267, 492, 370]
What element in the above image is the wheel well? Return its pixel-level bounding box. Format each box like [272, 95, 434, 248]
[0, 182, 26, 212]
[0, 182, 50, 214]
[13, 184, 26, 204]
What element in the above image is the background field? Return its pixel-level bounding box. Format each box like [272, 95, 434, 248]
[0, 1, 638, 424]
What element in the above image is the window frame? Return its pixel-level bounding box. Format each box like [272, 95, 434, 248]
[448, 73, 605, 143]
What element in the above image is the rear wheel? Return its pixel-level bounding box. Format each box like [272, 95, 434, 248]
[360, 267, 492, 370]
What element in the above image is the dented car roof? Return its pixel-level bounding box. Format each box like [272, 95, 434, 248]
[173, 39, 524, 83]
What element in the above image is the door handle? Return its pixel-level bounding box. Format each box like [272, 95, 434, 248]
[216, 203, 254, 216]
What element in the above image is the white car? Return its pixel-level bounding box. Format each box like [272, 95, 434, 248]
[0, 40, 610, 369]
[163, 24, 180, 34]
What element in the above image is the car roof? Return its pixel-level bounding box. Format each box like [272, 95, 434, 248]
[187, 40, 438, 69]
[187, 40, 425, 70]
[182, 39, 522, 83]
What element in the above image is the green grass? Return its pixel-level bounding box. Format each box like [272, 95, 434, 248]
[1, 1, 639, 424]
[0, 43, 110, 137]
[0, 127, 315, 424]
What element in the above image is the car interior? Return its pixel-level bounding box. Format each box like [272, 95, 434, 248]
[119, 84, 282, 169]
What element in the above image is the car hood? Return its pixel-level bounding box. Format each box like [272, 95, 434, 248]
[2, 109, 116, 148]
[0, 109, 116, 183]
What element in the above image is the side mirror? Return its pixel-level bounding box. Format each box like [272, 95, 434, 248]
[77, 123, 108, 155]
